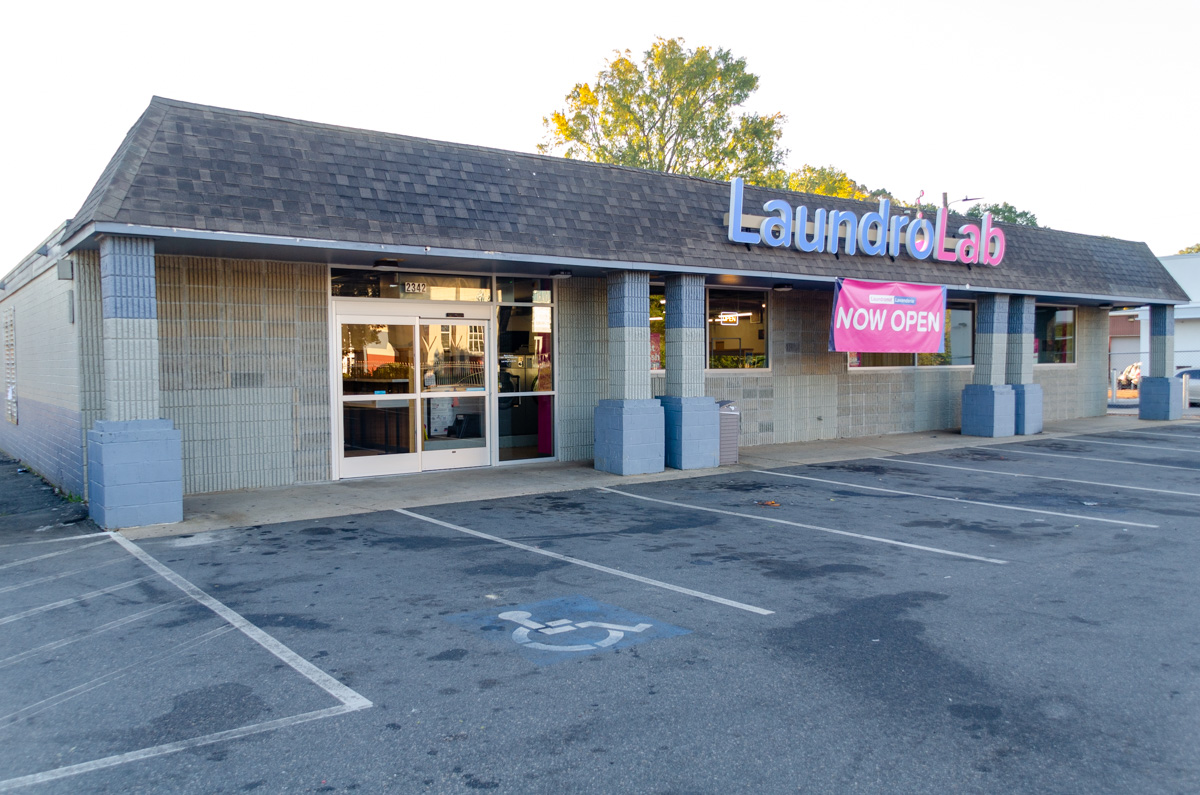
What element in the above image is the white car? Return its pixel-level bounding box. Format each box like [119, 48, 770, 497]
[1174, 369, 1200, 406]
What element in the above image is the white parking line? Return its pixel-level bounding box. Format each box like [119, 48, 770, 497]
[0, 558, 126, 595]
[868, 457, 1200, 498]
[0, 599, 187, 670]
[0, 532, 108, 549]
[1001, 448, 1200, 471]
[109, 534, 372, 711]
[394, 507, 776, 615]
[1109, 429, 1200, 440]
[0, 626, 237, 728]
[0, 577, 154, 626]
[598, 487, 1008, 565]
[0, 540, 109, 570]
[0, 704, 362, 792]
[1051, 438, 1199, 454]
[0, 536, 375, 791]
[754, 471, 1159, 529]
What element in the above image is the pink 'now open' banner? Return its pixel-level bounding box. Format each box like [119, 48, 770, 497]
[829, 279, 947, 353]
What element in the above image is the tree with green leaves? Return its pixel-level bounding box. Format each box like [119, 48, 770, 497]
[1177, 243, 1200, 255]
[783, 165, 870, 199]
[540, 37, 786, 185]
[966, 202, 1039, 227]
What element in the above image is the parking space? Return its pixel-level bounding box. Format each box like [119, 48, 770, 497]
[2, 424, 1198, 793]
[0, 522, 370, 791]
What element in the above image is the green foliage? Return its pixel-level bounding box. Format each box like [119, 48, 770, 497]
[540, 37, 786, 184]
[966, 202, 1039, 227]
[782, 165, 871, 200]
[1177, 243, 1200, 255]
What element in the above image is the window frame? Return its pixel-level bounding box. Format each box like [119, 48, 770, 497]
[1033, 304, 1077, 365]
[846, 299, 977, 370]
[705, 286, 771, 373]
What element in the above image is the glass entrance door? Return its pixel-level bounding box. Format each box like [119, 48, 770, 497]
[339, 316, 421, 478]
[336, 310, 491, 477]
[418, 321, 489, 470]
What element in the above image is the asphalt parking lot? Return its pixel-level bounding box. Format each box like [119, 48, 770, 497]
[2, 423, 1199, 794]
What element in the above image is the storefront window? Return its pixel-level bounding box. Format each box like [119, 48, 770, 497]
[849, 303, 975, 367]
[497, 278, 553, 303]
[497, 302, 554, 461]
[918, 303, 974, 366]
[708, 289, 768, 369]
[331, 269, 491, 302]
[1035, 306, 1075, 363]
[650, 291, 666, 370]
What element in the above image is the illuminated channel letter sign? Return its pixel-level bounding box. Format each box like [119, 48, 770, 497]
[726, 178, 1005, 267]
[829, 278, 947, 353]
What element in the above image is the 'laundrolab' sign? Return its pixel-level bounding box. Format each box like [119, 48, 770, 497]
[727, 178, 1006, 266]
[829, 279, 947, 353]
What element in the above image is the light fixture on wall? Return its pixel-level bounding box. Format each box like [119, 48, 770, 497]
[549, 269, 573, 279]
[772, 283, 793, 292]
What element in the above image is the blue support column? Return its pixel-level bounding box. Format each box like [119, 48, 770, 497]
[87, 236, 183, 528]
[962, 294, 1015, 437]
[660, 274, 718, 470]
[1139, 305, 1181, 420]
[1006, 295, 1043, 435]
[594, 271, 664, 475]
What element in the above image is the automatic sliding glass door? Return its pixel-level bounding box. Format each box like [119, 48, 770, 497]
[339, 316, 421, 478]
[418, 321, 489, 470]
[336, 311, 491, 477]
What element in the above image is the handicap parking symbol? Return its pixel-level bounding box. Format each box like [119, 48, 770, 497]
[445, 595, 690, 665]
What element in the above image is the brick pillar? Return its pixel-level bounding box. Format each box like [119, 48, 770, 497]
[1139, 304, 1181, 420]
[660, 274, 718, 469]
[87, 236, 183, 528]
[1005, 295, 1042, 434]
[594, 271, 664, 474]
[962, 294, 1015, 437]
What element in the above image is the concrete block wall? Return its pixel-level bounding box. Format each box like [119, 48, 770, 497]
[555, 286, 1114, 457]
[556, 277, 608, 462]
[645, 288, 977, 447]
[1034, 307, 1108, 421]
[0, 262, 86, 496]
[156, 256, 330, 493]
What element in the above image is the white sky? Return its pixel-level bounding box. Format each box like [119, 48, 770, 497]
[2, 0, 1196, 270]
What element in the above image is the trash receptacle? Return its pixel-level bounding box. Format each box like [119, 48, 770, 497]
[717, 400, 740, 465]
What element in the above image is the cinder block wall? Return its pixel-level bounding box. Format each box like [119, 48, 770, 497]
[157, 256, 330, 494]
[556, 276, 608, 461]
[0, 261, 86, 496]
[694, 290, 971, 445]
[563, 287, 1104, 458]
[1035, 306, 1108, 421]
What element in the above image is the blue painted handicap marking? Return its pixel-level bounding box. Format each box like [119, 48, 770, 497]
[445, 595, 690, 665]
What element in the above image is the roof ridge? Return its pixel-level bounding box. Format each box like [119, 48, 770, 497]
[64, 99, 170, 239]
[102, 98, 170, 220]
[143, 96, 767, 191]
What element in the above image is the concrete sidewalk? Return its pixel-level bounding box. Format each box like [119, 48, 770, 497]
[122, 414, 1196, 540]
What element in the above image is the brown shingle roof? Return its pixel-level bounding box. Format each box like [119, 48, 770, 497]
[66, 97, 1188, 303]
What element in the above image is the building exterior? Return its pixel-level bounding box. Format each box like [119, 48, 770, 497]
[1114, 253, 1199, 368]
[0, 98, 1188, 528]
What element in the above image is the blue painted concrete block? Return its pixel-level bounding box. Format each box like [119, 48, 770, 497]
[1138, 377, 1183, 421]
[594, 399, 664, 475]
[659, 396, 719, 470]
[961, 384, 1016, 437]
[87, 419, 183, 528]
[1012, 383, 1043, 435]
